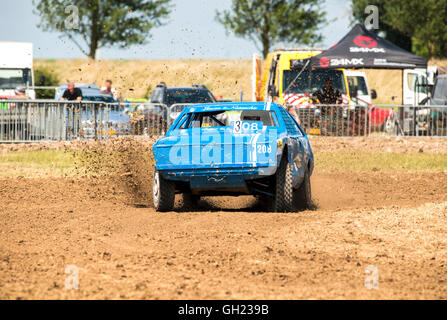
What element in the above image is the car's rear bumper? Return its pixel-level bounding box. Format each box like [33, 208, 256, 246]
[160, 166, 277, 190]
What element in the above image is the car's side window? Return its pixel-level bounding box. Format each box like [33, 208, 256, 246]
[175, 113, 191, 129]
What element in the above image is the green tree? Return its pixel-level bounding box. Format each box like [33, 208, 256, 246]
[33, 0, 172, 59]
[34, 66, 60, 99]
[384, 0, 447, 59]
[216, 0, 326, 58]
[351, 0, 447, 59]
[351, 0, 412, 52]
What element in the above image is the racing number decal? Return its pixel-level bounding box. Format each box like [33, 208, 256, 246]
[233, 121, 262, 134]
[257, 145, 272, 154]
[250, 143, 272, 163]
[232, 121, 269, 163]
[233, 120, 242, 134]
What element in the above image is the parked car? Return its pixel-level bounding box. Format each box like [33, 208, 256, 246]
[149, 82, 216, 107]
[429, 74, 447, 106]
[394, 75, 447, 136]
[423, 74, 447, 135]
[136, 83, 217, 135]
[152, 102, 314, 212]
[54, 83, 115, 102]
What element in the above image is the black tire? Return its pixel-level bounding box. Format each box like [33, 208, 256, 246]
[271, 156, 294, 212]
[182, 193, 200, 210]
[294, 165, 312, 210]
[153, 171, 175, 212]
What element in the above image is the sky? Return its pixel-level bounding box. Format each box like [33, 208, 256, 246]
[0, 0, 353, 60]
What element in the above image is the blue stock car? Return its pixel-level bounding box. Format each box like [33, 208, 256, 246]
[152, 102, 314, 212]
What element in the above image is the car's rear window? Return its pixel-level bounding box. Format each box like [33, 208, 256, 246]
[166, 89, 215, 105]
[175, 110, 278, 129]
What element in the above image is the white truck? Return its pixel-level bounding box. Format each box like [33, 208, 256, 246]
[0, 42, 35, 99]
[397, 66, 441, 136]
[0, 42, 38, 141]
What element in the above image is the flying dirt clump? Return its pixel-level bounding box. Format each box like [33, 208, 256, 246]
[72, 137, 156, 207]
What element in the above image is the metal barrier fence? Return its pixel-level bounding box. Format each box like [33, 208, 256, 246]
[123, 102, 168, 138]
[1, 100, 66, 142]
[297, 104, 447, 137]
[0, 100, 168, 142]
[1, 100, 447, 142]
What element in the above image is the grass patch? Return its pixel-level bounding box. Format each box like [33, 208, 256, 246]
[0, 150, 75, 178]
[316, 152, 447, 173]
[1, 149, 447, 178]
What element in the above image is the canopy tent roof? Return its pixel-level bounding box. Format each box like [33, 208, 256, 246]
[310, 24, 427, 70]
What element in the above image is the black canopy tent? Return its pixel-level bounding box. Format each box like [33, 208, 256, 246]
[310, 24, 427, 70]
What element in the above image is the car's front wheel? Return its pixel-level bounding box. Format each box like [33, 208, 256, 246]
[153, 171, 175, 212]
[294, 165, 312, 210]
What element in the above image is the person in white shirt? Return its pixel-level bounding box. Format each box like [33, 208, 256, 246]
[101, 80, 119, 101]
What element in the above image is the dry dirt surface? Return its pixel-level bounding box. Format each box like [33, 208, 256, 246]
[1, 138, 447, 299]
[2, 136, 447, 154]
[309, 136, 447, 154]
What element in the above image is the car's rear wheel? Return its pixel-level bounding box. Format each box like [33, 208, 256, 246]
[153, 171, 175, 212]
[271, 156, 294, 212]
[294, 165, 312, 210]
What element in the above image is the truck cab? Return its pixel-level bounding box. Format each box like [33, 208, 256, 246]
[0, 42, 35, 100]
[254, 49, 374, 108]
[403, 69, 430, 105]
[346, 70, 376, 106]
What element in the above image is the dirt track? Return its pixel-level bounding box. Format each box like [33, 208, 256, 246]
[1, 170, 447, 299]
[1, 137, 447, 299]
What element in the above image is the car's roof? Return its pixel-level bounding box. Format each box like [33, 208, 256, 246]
[182, 102, 281, 112]
[165, 87, 209, 91]
[54, 83, 114, 100]
[57, 83, 100, 89]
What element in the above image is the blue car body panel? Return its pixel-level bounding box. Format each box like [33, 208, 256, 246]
[153, 102, 313, 194]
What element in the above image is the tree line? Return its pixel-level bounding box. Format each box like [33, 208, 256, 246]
[33, 0, 447, 60]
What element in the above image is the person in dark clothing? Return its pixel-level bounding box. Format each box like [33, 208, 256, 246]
[312, 79, 343, 105]
[60, 82, 82, 139]
[60, 82, 82, 101]
[312, 79, 343, 118]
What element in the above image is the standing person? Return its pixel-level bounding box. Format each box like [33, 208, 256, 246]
[312, 78, 344, 135]
[312, 79, 342, 112]
[60, 82, 83, 101]
[101, 80, 119, 101]
[60, 82, 82, 139]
